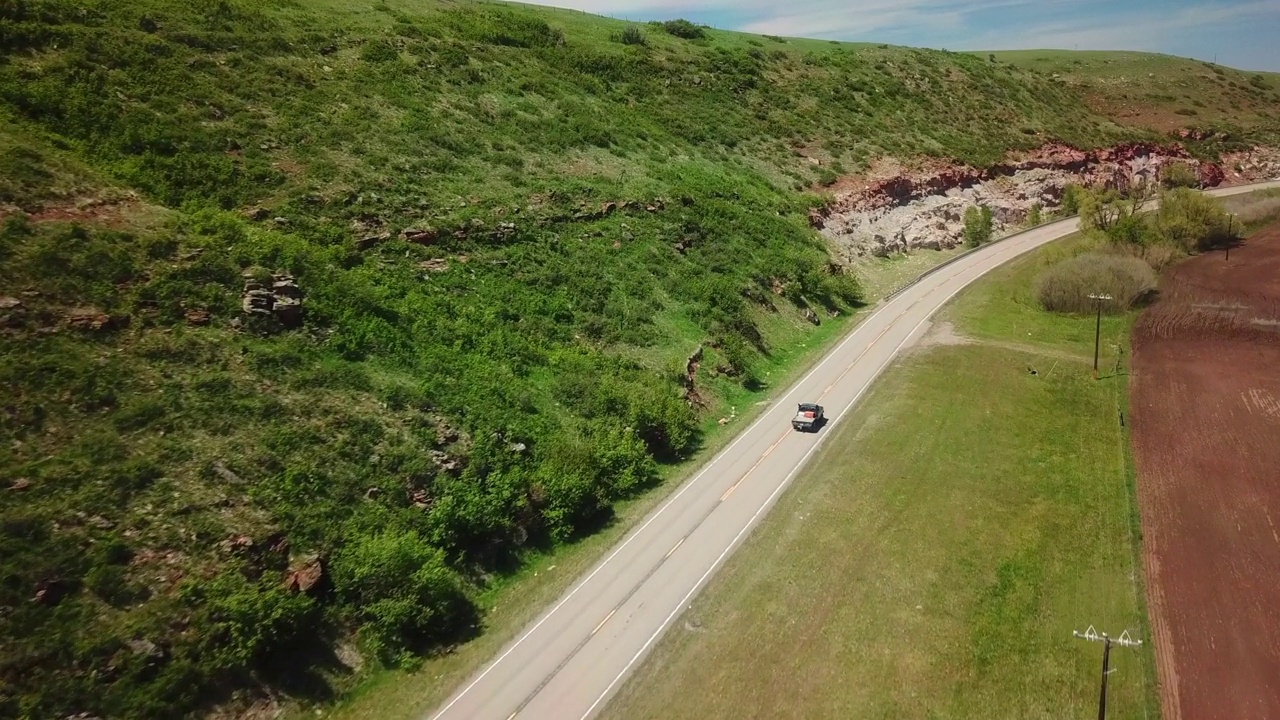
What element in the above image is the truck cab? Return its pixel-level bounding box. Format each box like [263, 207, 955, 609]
[791, 403, 825, 432]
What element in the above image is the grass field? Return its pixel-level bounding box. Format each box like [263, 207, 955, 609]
[599, 232, 1159, 720]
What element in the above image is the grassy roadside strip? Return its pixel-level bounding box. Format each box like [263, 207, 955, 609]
[599, 231, 1159, 720]
[317, 250, 960, 719]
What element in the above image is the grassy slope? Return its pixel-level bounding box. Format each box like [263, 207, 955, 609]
[990, 50, 1280, 145]
[1, 1, 1274, 717]
[601, 232, 1159, 720]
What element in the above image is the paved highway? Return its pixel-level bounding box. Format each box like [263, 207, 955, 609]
[427, 181, 1280, 720]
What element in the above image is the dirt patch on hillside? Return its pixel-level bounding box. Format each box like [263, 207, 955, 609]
[1130, 221, 1280, 720]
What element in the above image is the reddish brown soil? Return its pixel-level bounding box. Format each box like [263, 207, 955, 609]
[1130, 221, 1280, 720]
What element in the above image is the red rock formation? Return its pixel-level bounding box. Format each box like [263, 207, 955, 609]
[812, 142, 1204, 228]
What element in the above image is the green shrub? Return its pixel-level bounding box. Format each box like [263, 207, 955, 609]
[332, 529, 475, 662]
[1035, 253, 1156, 314]
[963, 205, 994, 246]
[360, 39, 399, 63]
[1155, 188, 1230, 251]
[659, 19, 705, 39]
[1059, 184, 1084, 216]
[617, 25, 647, 46]
[1027, 203, 1042, 227]
[85, 564, 139, 606]
[1161, 161, 1199, 189]
[185, 572, 318, 675]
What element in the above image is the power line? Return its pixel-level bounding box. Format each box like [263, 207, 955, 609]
[1073, 626, 1144, 720]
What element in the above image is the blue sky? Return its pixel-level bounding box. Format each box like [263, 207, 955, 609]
[529, 0, 1280, 71]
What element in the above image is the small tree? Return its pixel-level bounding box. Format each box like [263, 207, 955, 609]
[1059, 184, 1084, 216]
[1154, 188, 1231, 251]
[1079, 183, 1154, 240]
[1027, 203, 1042, 227]
[964, 205, 994, 246]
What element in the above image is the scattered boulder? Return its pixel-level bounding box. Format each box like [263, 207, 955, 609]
[219, 534, 255, 555]
[402, 227, 440, 244]
[241, 271, 304, 329]
[803, 308, 820, 326]
[184, 309, 212, 326]
[429, 449, 463, 473]
[126, 638, 165, 662]
[1, 296, 25, 329]
[210, 460, 245, 485]
[66, 308, 129, 332]
[244, 207, 270, 222]
[356, 232, 391, 251]
[9, 478, 31, 492]
[33, 579, 76, 606]
[284, 555, 326, 595]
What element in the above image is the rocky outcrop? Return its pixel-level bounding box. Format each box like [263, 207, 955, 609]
[1222, 146, 1280, 185]
[813, 142, 1267, 259]
[65, 307, 129, 332]
[683, 345, 707, 408]
[284, 554, 325, 595]
[240, 270, 303, 328]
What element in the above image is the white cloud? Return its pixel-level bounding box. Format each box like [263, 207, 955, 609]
[957, 0, 1280, 51]
[528, 0, 1280, 68]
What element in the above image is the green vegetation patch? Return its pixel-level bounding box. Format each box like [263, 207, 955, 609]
[601, 233, 1157, 720]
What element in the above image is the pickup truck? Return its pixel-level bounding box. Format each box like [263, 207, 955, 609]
[791, 403, 824, 432]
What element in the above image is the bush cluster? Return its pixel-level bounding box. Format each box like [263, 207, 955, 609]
[1035, 253, 1156, 314]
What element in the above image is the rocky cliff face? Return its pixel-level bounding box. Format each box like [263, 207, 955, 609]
[811, 142, 1277, 261]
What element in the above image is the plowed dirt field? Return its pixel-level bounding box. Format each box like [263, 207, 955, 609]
[1131, 222, 1280, 720]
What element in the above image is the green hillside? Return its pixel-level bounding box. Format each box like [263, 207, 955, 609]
[989, 49, 1280, 140]
[0, 1, 1274, 718]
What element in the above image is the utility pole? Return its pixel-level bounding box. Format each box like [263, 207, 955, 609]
[1087, 293, 1113, 380]
[1073, 626, 1144, 720]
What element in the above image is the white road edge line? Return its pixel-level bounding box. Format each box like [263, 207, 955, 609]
[431, 179, 1280, 720]
[427, 221, 980, 719]
[576, 240, 1027, 720]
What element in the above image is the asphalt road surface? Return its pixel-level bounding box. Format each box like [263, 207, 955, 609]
[428, 181, 1280, 720]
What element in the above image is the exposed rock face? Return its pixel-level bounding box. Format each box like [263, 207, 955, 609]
[241, 271, 304, 328]
[284, 555, 325, 595]
[812, 142, 1272, 259]
[65, 307, 129, 332]
[1222, 146, 1280, 185]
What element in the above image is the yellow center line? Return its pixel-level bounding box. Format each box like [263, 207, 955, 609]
[665, 537, 685, 559]
[591, 609, 617, 636]
[822, 302, 923, 402]
[721, 429, 790, 501]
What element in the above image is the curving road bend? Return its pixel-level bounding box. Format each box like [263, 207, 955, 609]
[427, 181, 1280, 720]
